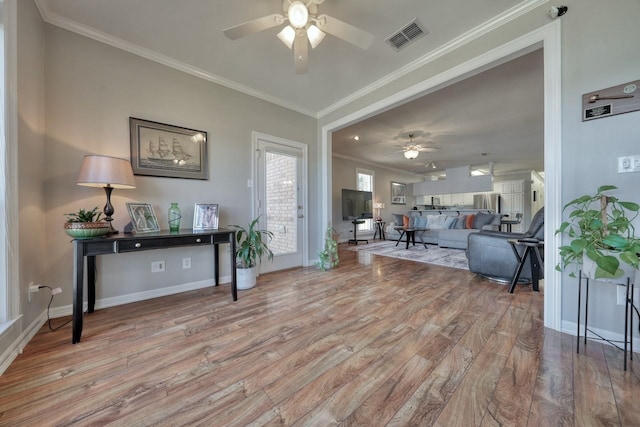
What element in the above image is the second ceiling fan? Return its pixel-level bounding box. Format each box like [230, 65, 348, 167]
[223, 0, 374, 74]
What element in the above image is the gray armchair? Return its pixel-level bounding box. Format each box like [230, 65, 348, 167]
[466, 208, 544, 282]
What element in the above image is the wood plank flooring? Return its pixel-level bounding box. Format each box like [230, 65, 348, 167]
[1, 245, 640, 426]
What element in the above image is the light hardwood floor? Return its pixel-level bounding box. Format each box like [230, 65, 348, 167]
[1, 245, 639, 426]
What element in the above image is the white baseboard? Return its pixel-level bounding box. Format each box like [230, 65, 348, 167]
[0, 312, 46, 376]
[49, 275, 231, 319]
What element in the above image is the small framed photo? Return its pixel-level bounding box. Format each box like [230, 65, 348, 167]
[126, 203, 160, 233]
[130, 117, 208, 180]
[391, 181, 407, 205]
[193, 203, 219, 230]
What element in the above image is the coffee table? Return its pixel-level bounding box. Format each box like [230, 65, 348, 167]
[394, 227, 428, 249]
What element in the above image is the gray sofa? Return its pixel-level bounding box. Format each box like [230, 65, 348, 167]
[385, 211, 502, 249]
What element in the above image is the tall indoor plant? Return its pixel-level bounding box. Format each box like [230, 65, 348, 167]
[231, 216, 274, 290]
[556, 185, 640, 280]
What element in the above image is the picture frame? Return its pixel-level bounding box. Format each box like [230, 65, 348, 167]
[126, 202, 160, 233]
[193, 203, 219, 230]
[391, 181, 407, 205]
[129, 117, 208, 180]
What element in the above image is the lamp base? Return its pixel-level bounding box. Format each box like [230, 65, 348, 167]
[105, 217, 119, 235]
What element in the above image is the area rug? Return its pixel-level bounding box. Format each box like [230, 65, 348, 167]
[345, 240, 469, 270]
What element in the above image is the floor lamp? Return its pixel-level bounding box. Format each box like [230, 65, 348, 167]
[77, 155, 136, 234]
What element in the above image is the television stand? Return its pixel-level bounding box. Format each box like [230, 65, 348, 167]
[348, 220, 369, 245]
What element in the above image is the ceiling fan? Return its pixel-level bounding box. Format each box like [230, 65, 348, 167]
[399, 134, 438, 159]
[223, 0, 374, 74]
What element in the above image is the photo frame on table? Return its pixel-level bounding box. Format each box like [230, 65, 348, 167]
[129, 117, 208, 180]
[193, 203, 219, 230]
[126, 202, 160, 233]
[391, 181, 407, 205]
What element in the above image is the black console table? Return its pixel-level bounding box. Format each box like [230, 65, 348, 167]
[348, 220, 368, 245]
[72, 229, 236, 344]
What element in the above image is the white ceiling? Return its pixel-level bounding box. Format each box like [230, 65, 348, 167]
[37, 0, 546, 176]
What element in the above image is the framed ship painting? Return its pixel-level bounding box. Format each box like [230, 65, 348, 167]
[130, 117, 208, 180]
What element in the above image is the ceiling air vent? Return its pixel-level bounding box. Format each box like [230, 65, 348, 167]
[385, 19, 428, 52]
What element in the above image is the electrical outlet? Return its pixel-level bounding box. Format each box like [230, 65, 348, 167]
[28, 282, 37, 303]
[151, 261, 165, 273]
[182, 257, 191, 269]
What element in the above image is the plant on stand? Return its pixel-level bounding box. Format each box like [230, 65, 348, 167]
[316, 223, 339, 271]
[231, 216, 274, 290]
[556, 185, 640, 280]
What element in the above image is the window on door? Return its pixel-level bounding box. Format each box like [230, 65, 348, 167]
[356, 169, 374, 231]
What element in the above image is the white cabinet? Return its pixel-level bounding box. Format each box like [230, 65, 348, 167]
[499, 180, 525, 233]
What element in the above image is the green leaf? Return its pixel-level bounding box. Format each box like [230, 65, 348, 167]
[620, 251, 640, 269]
[570, 239, 588, 253]
[597, 185, 617, 193]
[619, 201, 640, 211]
[596, 255, 619, 275]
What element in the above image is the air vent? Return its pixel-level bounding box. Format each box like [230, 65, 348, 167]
[385, 19, 428, 52]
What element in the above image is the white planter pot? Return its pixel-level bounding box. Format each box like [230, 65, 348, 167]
[237, 265, 257, 290]
[582, 251, 637, 283]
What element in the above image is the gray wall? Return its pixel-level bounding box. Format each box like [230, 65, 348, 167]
[332, 155, 422, 240]
[43, 25, 317, 307]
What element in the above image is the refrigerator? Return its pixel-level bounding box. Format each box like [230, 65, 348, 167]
[473, 193, 501, 212]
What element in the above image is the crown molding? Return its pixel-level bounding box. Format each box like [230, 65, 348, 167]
[332, 153, 428, 179]
[317, 0, 547, 118]
[34, 0, 316, 118]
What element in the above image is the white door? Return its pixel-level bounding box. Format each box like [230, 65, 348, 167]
[255, 135, 306, 273]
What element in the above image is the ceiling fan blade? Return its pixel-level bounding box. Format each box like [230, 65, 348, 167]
[223, 14, 285, 40]
[316, 14, 374, 50]
[293, 31, 309, 74]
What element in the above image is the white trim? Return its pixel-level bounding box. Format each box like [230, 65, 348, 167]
[0, 313, 47, 376]
[321, 21, 563, 332]
[561, 320, 634, 349]
[252, 131, 310, 268]
[333, 153, 428, 179]
[317, 0, 548, 118]
[48, 277, 232, 319]
[33, 0, 316, 118]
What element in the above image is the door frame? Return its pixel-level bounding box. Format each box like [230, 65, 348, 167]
[252, 131, 309, 267]
[320, 21, 563, 331]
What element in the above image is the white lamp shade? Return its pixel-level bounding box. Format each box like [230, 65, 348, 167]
[277, 25, 296, 49]
[307, 25, 326, 49]
[374, 202, 385, 210]
[77, 155, 136, 189]
[288, 1, 309, 28]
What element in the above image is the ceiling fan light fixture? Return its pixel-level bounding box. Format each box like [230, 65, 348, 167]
[307, 25, 326, 48]
[277, 25, 296, 49]
[288, 1, 309, 29]
[404, 149, 419, 160]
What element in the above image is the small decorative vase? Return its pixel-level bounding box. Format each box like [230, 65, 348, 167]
[168, 202, 181, 232]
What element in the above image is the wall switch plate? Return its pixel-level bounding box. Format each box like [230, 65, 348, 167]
[182, 257, 191, 269]
[618, 155, 640, 173]
[151, 261, 165, 273]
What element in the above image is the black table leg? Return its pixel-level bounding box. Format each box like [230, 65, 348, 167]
[508, 246, 529, 293]
[395, 230, 406, 247]
[231, 233, 237, 301]
[72, 241, 85, 344]
[214, 244, 220, 286]
[87, 256, 96, 313]
[529, 248, 540, 292]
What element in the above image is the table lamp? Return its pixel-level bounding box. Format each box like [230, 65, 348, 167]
[77, 155, 136, 234]
[374, 202, 385, 221]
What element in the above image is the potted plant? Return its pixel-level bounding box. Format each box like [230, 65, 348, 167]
[556, 185, 640, 281]
[316, 223, 339, 271]
[231, 216, 274, 290]
[64, 207, 110, 239]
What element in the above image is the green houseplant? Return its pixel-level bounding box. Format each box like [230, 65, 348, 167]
[316, 223, 339, 271]
[231, 216, 274, 289]
[556, 185, 640, 280]
[63, 207, 110, 238]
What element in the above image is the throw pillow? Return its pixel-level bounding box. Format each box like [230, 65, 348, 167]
[392, 213, 404, 226]
[402, 215, 410, 228]
[427, 215, 448, 229]
[465, 214, 476, 229]
[473, 212, 494, 229]
[454, 215, 467, 229]
[414, 216, 428, 229]
[444, 216, 457, 229]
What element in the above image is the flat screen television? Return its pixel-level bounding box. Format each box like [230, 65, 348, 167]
[342, 189, 373, 221]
